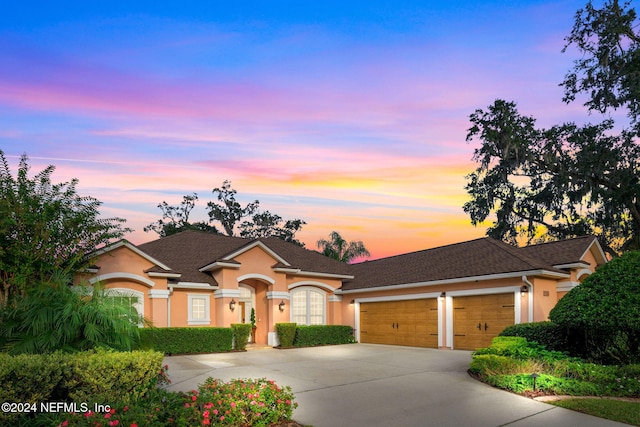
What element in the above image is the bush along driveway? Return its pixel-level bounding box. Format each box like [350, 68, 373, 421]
[471, 337, 640, 425]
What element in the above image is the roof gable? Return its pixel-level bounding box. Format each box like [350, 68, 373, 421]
[90, 240, 172, 271]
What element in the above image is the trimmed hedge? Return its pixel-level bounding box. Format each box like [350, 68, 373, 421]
[138, 327, 233, 355]
[0, 349, 163, 424]
[63, 349, 164, 404]
[276, 323, 297, 348]
[499, 321, 568, 352]
[294, 325, 355, 347]
[231, 323, 252, 351]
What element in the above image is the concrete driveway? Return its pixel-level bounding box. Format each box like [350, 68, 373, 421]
[163, 344, 628, 427]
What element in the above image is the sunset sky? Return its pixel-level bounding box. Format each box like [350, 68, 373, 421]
[1, 1, 606, 259]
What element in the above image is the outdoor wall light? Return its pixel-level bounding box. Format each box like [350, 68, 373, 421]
[440, 291, 446, 298]
[350, 299, 355, 306]
[229, 299, 236, 311]
[520, 285, 529, 296]
[279, 300, 285, 312]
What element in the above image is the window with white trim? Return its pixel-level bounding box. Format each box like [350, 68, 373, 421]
[291, 287, 325, 325]
[103, 288, 144, 327]
[188, 294, 210, 325]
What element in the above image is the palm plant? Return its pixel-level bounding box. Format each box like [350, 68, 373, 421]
[0, 273, 143, 354]
[316, 231, 370, 263]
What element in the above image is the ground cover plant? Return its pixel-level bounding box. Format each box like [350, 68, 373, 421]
[471, 337, 640, 398]
[551, 398, 640, 426]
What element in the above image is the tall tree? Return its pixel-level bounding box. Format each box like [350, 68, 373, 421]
[207, 180, 260, 236]
[239, 211, 306, 246]
[464, 100, 640, 256]
[0, 152, 130, 306]
[561, 0, 640, 131]
[145, 181, 306, 242]
[317, 231, 370, 263]
[464, 0, 640, 256]
[143, 193, 218, 237]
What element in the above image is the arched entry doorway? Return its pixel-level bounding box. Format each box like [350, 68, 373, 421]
[238, 284, 256, 342]
[237, 277, 272, 345]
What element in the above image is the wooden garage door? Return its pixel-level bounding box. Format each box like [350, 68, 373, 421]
[453, 293, 514, 351]
[360, 299, 438, 348]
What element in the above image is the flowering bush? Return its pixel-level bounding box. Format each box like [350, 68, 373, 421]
[179, 378, 298, 426]
[48, 377, 297, 427]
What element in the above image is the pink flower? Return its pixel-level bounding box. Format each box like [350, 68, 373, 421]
[286, 400, 291, 405]
[130, 424, 138, 427]
[230, 402, 236, 408]
[123, 406, 129, 412]
[204, 402, 213, 409]
[220, 416, 225, 421]
[213, 409, 218, 415]
[59, 421, 69, 427]
[109, 421, 119, 426]
[104, 413, 111, 419]
[203, 410, 209, 418]
[84, 411, 93, 418]
[191, 395, 198, 402]
[202, 420, 210, 426]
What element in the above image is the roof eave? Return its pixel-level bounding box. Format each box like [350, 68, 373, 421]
[336, 269, 569, 294]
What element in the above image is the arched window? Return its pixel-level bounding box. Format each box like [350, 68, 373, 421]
[291, 287, 325, 325]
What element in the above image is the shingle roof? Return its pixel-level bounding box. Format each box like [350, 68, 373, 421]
[136, 230, 353, 284]
[519, 235, 598, 266]
[341, 238, 568, 291]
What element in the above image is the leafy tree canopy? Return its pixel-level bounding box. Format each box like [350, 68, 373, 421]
[464, 0, 640, 256]
[145, 180, 306, 244]
[0, 152, 130, 306]
[316, 231, 370, 263]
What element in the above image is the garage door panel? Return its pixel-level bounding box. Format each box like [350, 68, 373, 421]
[360, 299, 438, 348]
[453, 293, 514, 351]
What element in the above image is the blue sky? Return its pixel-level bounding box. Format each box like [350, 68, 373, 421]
[0, 0, 604, 258]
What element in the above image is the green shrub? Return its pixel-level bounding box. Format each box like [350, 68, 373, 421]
[469, 354, 542, 376]
[474, 336, 568, 362]
[138, 327, 233, 354]
[0, 282, 141, 354]
[0, 349, 164, 424]
[276, 323, 297, 348]
[231, 323, 252, 351]
[486, 373, 600, 395]
[499, 321, 569, 352]
[62, 349, 164, 404]
[0, 352, 67, 424]
[293, 325, 355, 347]
[549, 250, 640, 364]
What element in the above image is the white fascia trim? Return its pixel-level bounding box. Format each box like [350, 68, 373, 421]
[354, 292, 441, 304]
[273, 267, 300, 274]
[222, 241, 291, 266]
[238, 273, 276, 285]
[170, 282, 217, 290]
[297, 271, 354, 280]
[266, 291, 291, 300]
[147, 272, 182, 278]
[328, 295, 342, 302]
[444, 286, 521, 297]
[199, 261, 241, 272]
[337, 270, 568, 294]
[149, 289, 170, 299]
[576, 268, 592, 280]
[557, 281, 580, 292]
[288, 280, 336, 292]
[553, 262, 590, 270]
[581, 239, 608, 265]
[92, 240, 172, 271]
[89, 272, 155, 288]
[214, 289, 242, 299]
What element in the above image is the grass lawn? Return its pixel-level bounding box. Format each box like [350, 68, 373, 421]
[550, 398, 640, 426]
